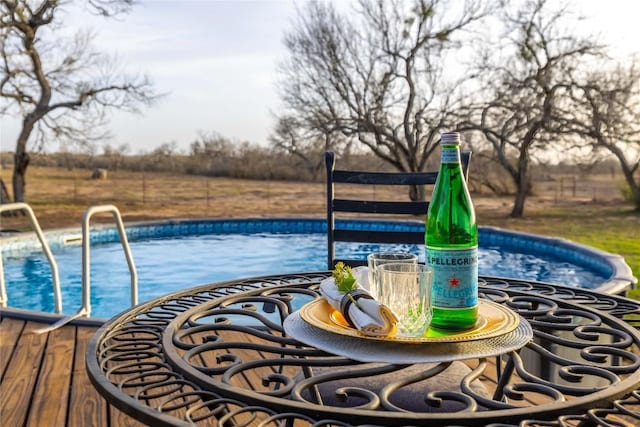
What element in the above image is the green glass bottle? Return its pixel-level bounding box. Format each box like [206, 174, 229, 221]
[426, 131, 478, 330]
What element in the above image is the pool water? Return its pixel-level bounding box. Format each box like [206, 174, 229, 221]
[3, 232, 609, 318]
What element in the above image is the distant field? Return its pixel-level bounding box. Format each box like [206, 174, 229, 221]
[1, 166, 639, 286]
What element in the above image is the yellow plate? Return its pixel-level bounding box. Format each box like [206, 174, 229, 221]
[300, 298, 520, 343]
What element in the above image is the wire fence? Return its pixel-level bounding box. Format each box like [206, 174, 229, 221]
[535, 174, 626, 204]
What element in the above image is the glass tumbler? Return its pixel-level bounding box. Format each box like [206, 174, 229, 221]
[367, 252, 418, 300]
[377, 263, 432, 337]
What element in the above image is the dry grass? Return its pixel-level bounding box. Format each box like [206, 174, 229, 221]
[1, 167, 328, 229]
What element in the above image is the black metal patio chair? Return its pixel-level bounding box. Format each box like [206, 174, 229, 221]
[325, 150, 471, 269]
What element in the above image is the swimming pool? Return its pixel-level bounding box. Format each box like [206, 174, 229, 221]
[1, 218, 634, 319]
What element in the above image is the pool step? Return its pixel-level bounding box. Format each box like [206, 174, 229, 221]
[62, 234, 82, 245]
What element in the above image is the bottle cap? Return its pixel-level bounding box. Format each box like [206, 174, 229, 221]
[440, 132, 460, 145]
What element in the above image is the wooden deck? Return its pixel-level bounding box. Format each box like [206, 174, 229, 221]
[0, 315, 145, 427]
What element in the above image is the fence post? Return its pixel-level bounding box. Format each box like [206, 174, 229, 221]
[267, 179, 271, 210]
[142, 174, 146, 204]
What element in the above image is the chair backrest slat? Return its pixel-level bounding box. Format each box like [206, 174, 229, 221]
[332, 170, 439, 185]
[325, 150, 471, 269]
[333, 199, 429, 215]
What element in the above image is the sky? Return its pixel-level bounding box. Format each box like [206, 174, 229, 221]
[1, 0, 639, 154]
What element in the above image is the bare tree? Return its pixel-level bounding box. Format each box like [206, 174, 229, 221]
[102, 142, 130, 171]
[269, 114, 348, 179]
[87, 0, 134, 17]
[459, 0, 604, 217]
[561, 62, 640, 210]
[0, 0, 157, 202]
[275, 0, 494, 200]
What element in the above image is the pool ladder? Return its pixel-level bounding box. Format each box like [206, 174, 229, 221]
[1, 203, 138, 334]
[0, 203, 62, 314]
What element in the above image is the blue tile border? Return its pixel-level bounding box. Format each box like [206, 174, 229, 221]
[1, 218, 636, 294]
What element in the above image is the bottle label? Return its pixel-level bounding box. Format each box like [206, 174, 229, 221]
[441, 148, 460, 164]
[427, 246, 478, 308]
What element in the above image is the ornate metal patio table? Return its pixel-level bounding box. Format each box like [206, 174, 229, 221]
[86, 273, 640, 426]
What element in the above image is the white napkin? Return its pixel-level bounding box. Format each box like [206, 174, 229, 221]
[319, 267, 397, 337]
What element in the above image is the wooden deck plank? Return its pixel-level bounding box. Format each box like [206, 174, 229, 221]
[110, 404, 148, 426]
[0, 317, 25, 379]
[68, 326, 109, 427]
[26, 324, 76, 427]
[0, 321, 48, 426]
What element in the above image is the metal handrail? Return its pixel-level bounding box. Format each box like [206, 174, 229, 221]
[0, 202, 63, 313]
[82, 204, 139, 314]
[36, 204, 138, 334]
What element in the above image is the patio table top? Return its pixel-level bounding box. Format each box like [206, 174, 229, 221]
[86, 272, 640, 426]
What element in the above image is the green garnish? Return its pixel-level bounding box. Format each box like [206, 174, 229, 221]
[333, 262, 357, 293]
